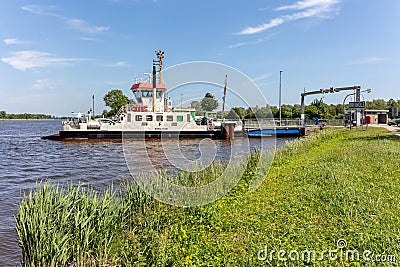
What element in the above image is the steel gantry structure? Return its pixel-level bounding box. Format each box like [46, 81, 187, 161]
[300, 85, 362, 125]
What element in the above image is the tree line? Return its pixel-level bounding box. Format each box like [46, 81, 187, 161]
[101, 89, 400, 120]
[0, 111, 54, 120]
[191, 97, 400, 120]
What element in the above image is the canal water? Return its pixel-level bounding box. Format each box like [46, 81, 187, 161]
[0, 120, 293, 265]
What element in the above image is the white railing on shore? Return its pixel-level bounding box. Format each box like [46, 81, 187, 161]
[244, 119, 300, 127]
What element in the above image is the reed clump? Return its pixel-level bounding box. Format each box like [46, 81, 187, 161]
[16, 183, 124, 266]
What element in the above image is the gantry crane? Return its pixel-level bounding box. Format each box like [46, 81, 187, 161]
[300, 86, 362, 125]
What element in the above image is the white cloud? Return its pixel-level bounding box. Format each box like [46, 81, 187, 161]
[346, 57, 388, 65]
[66, 19, 110, 34]
[80, 37, 99, 42]
[252, 73, 273, 82]
[228, 42, 253, 49]
[21, 4, 110, 34]
[276, 0, 339, 11]
[3, 38, 25, 45]
[21, 4, 58, 15]
[228, 33, 278, 48]
[109, 61, 129, 67]
[237, 18, 285, 35]
[32, 79, 53, 89]
[1, 50, 89, 71]
[237, 0, 340, 35]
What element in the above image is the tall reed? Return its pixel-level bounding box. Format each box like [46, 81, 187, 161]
[16, 183, 124, 266]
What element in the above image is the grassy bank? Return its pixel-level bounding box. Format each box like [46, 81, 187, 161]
[16, 128, 400, 266]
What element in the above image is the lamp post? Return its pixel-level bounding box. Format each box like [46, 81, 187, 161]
[180, 93, 183, 108]
[279, 70, 283, 125]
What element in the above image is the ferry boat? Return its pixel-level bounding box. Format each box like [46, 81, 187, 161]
[42, 51, 243, 140]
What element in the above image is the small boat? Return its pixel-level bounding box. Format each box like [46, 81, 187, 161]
[246, 127, 305, 138]
[42, 51, 243, 141]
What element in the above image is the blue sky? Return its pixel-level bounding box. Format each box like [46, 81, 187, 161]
[1, 0, 399, 116]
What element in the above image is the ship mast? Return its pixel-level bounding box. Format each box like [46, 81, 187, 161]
[151, 50, 164, 112]
[153, 50, 164, 84]
[222, 75, 227, 119]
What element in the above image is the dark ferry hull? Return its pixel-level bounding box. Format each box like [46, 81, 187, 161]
[41, 130, 223, 140]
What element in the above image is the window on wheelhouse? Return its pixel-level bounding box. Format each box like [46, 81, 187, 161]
[127, 113, 131, 122]
[156, 115, 163, 121]
[166, 115, 173, 122]
[135, 115, 142, 121]
[146, 115, 153, 121]
[143, 91, 153, 97]
[177, 115, 183, 122]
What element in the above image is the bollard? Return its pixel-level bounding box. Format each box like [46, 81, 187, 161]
[221, 122, 236, 140]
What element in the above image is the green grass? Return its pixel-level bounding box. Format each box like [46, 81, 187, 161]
[16, 127, 400, 266]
